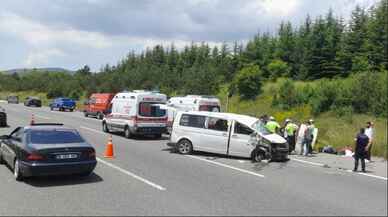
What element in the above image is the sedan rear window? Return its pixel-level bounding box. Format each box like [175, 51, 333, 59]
[28, 130, 85, 144]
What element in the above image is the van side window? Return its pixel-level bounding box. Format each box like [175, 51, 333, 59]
[234, 122, 254, 135]
[179, 114, 206, 128]
[207, 117, 228, 132]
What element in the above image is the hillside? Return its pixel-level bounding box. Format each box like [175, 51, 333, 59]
[1, 67, 74, 75]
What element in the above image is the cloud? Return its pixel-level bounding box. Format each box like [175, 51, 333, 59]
[24, 49, 66, 67]
[0, 0, 380, 71]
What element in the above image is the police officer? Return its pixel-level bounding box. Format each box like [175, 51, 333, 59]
[285, 119, 298, 154]
[353, 128, 369, 173]
[265, 116, 280, 134]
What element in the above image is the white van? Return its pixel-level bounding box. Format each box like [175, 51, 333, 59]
[169, 111, 288, 162]
[102, 90, 167, 138]
[164, 95, 221, 131]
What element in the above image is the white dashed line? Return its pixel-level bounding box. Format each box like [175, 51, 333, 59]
[80, 126, 105, 135]
[97, 158, 166, 191]
[34, 114, 52, 120]
[187, 155, 265, 178]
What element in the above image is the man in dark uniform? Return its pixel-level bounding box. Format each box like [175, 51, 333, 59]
[353, 128, 369, 173]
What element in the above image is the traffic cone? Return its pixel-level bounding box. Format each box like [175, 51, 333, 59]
[104, 135, 114, 158]
[30, 114, 35, 125]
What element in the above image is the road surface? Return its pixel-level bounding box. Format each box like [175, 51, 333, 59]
[0, 103, 386, 216]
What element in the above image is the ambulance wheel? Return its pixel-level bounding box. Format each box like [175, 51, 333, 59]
[124, 126, 132, 139]
[177, 139, 193, 155]
[102, 122, 110, 133]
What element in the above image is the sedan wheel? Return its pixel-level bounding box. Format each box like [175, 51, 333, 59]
[177, 140, 193, 155]
[0, 150, 4, 165]
[14, 159, 23, 181]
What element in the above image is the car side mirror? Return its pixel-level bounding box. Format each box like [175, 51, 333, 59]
[0, 135, 10, 140]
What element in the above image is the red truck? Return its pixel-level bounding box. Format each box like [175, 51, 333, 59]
[83, 93, 114, 119]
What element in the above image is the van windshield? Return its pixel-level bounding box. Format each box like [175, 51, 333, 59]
[252, 120, 271, 135]
[139, 102, 166, 117]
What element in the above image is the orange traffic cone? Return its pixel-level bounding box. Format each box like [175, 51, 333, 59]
[104, 135, 114, 158]
[30, 114, 35, 125]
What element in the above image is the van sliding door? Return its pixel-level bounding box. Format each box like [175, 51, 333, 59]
[202, 117, 229, 154]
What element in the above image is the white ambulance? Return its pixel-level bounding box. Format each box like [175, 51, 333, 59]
[102, 90, 167, 138]
[165, 95, 221, 129]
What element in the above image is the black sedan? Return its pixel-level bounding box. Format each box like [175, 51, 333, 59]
[0, 106, 6, 127]
[0, 123, 97, 181]
[24, 97, 42, 107]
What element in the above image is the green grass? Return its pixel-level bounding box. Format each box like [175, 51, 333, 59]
[218, 81, 387, 159]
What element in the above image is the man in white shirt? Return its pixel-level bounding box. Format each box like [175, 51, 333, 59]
[364, 121, 374, 162]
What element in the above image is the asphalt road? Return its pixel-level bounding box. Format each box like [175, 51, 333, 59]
[0, 103, 387, 216]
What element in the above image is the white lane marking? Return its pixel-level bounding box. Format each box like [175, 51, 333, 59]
[97, 157, 166, 191]
[238, 160, 246, 163]
[290, 158, 325, 167]
[80, 126, 105, 135]
[187, 155, 265, 178]
[291, 158, 387, 181]
[345, 169, 388, 181]
[34, 114, 52, 120]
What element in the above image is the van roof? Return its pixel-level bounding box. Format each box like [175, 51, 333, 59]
[180, 111, 259, 126]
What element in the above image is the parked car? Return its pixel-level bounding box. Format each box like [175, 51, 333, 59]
[49, 97, 76, 112]
[0, 123, 97, 181]
[24, 97, 42, 107]
[169, 111, 288, 162]
[7, 95, 19, 104]
[0, 107, 7, 127]
[83, 93, 114, 119]
[102, 90, 167, 138]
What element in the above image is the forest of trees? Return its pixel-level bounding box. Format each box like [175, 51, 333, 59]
[0, 0, 387, 116]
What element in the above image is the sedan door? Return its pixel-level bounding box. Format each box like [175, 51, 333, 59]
[228, 121, 255, 158]
[2, 127, 23, 165]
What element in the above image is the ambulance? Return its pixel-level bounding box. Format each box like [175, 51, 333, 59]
[102, 90, 167, 138]
[163, 95, 221, 132]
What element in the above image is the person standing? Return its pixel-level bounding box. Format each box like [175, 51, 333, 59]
[285, 119, 298, 154]
[265, 116, 280, 134]
[353, 128, 369, 172]
[365, 121, 374, 162]
[302, 120, 314, 156]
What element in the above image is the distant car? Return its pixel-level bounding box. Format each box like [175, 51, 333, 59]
[50, 97, 76, 112]
[24, 97, 42, 107]
[0, 123, 97, 181]
[0, 107, 7, 127]
[83, 93, 114, 119]
[7, 95, 19, 104]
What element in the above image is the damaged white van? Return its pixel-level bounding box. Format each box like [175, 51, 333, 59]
[168, 111, 288, 162]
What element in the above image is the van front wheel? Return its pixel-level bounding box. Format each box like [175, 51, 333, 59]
[252, 150, 266, 163]
[177, 139, 193, 155]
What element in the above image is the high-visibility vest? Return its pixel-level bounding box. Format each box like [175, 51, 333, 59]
[266, 121, 280, 133]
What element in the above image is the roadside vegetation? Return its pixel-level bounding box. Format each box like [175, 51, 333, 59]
[0, 0, 386, 157]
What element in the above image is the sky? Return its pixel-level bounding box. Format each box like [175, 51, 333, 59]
[0, 0, 379, 72]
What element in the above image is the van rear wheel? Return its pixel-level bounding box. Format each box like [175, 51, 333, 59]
[177, 139, 193, 155]
[97, 112, 104, 120]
